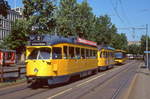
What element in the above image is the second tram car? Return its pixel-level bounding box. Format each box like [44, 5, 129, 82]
[26, 35, 98, 85]
[97, 46, 116, 70]
[114, 49, 127, 64]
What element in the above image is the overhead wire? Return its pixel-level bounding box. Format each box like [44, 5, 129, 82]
[118, 0, 132, 25]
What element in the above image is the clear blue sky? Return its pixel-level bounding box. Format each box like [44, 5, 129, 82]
[7, 0, 150, 41]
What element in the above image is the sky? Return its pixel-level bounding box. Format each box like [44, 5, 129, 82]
[6, 0, 150, 41]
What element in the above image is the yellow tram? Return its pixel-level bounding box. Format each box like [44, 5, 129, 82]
[97, 46, 116, 70]
[114, 49, 127, 64]
[26, 35, 98, 85]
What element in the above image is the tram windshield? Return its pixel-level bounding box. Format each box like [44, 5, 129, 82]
[115, 52, 123, 59]
[28, 48, 51, 60]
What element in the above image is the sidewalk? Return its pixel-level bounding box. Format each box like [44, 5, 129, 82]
[128, 65, 150, 99]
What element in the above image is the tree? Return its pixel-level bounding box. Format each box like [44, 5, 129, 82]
[23, 0, 56, 34]
[57, 0, 78, 36]
[0, 19, 28, 53]
[92, 15, 117, 45]
[128, 44, 141, 55]
[111, 33, 128, 50]
[140, 35, 150, 53]
[75, 0, 95, 38]
[0, 0, 10, 18]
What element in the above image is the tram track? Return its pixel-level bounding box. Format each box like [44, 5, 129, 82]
[76, 61, 139, 99]
[52, 60, 138, 99]
[0, 60, 136, 99]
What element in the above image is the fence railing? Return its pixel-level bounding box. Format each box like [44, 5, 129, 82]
[0, 66, 26, 82]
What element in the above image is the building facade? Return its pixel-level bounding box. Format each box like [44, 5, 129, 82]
[128, 41, 141, 46]
[0, 10, 22, 41]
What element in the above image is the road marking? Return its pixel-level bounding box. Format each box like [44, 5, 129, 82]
[76, 73, 106, 87]
[47, 88, 73, 99]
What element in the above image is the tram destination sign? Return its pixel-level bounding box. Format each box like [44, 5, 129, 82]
[31, 42, 46, 46]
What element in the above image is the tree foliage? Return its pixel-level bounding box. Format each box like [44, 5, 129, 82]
[128, 44, 141, 55]
[111, 33, 128, 50]
[0, 19, 28, 52]
[57, 0, 78, 36]
[140, 35, 150, 53]
[23, 0, 56, 34]
[2, 0, 130, 53]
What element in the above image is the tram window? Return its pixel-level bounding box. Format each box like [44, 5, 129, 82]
[108, 52, 110, 58]
[103, 52, 105, 58]
[81, 48, 85, 59]
[104, 52, 107, 58]
[75, 48, 80, 59]
[100, 52, 103, 58]
[90, 50, 93, 58]
[112, 53, 114, 57]
[86, 49, 89, 58]
[69, 47, 75, 59]
[93, 50, 96, 58]
[63, 46, 68, 59]
[106, 52, 108, 58]
[110, 52, 112, 57]
[52, 47, 62, 59]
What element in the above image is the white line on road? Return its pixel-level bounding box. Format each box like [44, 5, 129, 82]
[47, 88, 73, 99]
[76, 73, 106, 87]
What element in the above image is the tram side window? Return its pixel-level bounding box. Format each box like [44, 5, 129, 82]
[107, 52, 109, 58]
[86, 49, 89, 58]
[69, 47, 75, 59]
[100, 52, 103, 58]
[110, 52, 112, 58]
[75, 48, 80, 59]
[104, 52, 107, 58]
[90, 50, 93, 58]
[108, 52, 111, 58]
[81, 48, 85, 59]
[93, 50, 97, 58]
[63, 46, 68, 59]
[52, 47, 62, 59]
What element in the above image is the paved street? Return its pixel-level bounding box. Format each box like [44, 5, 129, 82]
[0, 60, 143, 99]
[128, 65, 150, 99]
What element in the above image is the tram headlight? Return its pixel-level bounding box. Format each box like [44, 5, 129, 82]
[34, 68, 38, 73]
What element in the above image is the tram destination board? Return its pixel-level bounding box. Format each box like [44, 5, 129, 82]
[30, 42, 46, 46]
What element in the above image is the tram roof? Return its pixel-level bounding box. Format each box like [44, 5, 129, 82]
[97, 45, 115, 50]
[28, 35, 97, 47]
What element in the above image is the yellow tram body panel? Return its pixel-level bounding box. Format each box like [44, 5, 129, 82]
[26, 43, 98, 77]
